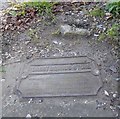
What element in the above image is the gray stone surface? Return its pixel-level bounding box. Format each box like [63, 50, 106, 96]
[60, 24, 90, 36]
[17, 56, 102, 98]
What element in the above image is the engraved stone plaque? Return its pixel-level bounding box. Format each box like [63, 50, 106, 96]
[16, 56, 102, 98]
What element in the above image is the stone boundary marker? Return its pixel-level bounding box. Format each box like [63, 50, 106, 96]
[16, 56, 102, 98]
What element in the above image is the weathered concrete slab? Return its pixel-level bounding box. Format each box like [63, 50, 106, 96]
[17, 56, 102, 98]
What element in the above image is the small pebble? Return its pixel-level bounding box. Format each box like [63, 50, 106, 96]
[28, 98, 33, 104]
[105, 13, 111, 16]
[26, 114, 32, 118]
[92, 69, 100, 76]
[84, 100, 88, 104]
[65, 12, 70, 15]
[104, 90, 109, 96]
[94, 34, 99, 37]
[53, 40, 59, 45]
[110, 106, 116, 110]
[109, 65, 117, 73]
[117, 105, 120, 109]
[26, 114, 31, 118]
[113, 94, 117, 98]
[1, 78, 5, 82]
[71, 12, 74, 15]
[94, 69, 100, 75]
[73, 99, 76, 102]
[114, 78, 120, 81]
[39, 99, 43, 103]
[97, 24, 103, 29]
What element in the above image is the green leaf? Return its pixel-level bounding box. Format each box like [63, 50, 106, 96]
[9, 10, 17, 16]
[108, 5, 116, 12]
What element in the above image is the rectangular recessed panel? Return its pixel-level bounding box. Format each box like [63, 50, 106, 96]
[17, 56, 102, 98]
[30, 56, 91, 66]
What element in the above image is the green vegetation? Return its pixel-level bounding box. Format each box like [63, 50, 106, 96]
[23, 1, 54, 16]
[89, 1, 120, 17]
[107, 24, 119, 38]
[106, 1, 120, 16]
[3, 2, 26, 16]
[98, 33, 106, 41]
[98, 23, 120, 46]
[52, 29, 60, 35]
[89, 8, 105, 17]
[90, 1, 120, 46]
[28, 28, 39, 43]
[0, 66, 6, 72]
[5, 1, 55, 17]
